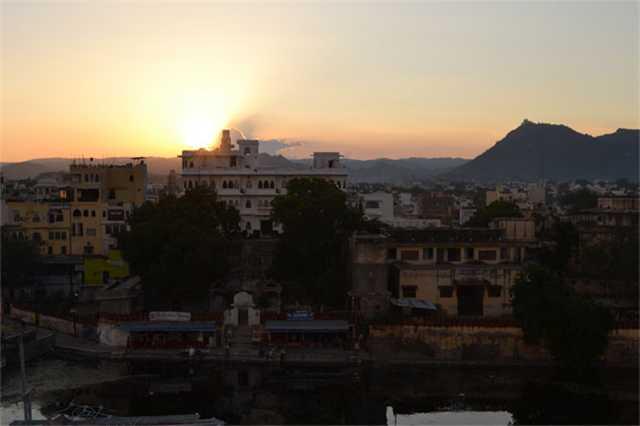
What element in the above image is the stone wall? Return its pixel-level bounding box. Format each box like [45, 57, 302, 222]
[369, 323, 639, 365]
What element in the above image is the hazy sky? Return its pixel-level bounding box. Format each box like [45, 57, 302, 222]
[2, 1, 638, 162]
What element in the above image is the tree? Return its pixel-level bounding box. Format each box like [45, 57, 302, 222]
[559, 188, 597, 212]
[119, 186, 240, 309]
[512, 265, 613, 372]
[1, 232, 41, 299]
[467, 200, 521, 227]
[271, 178, 363, 307]
[537, 221, 579, 273]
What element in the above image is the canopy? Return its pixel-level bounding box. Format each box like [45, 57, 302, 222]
[264, 320, 349, 333]
[390, 298, 437, 311]
[118, 321, 216, 333]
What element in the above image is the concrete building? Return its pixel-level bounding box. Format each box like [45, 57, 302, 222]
[360, 192, 394, 221]
[350, 228, 534, 319]
[180, 130, 348, 235]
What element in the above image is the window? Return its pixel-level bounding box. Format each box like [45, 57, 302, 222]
[465, 247, 474, 259]
[258, 181, 263, 189]
[230, 157, 237, 167]
[83, 210, 89, 217]
[447, 248, 461, 262]
[84, 244, 94, 255]
[129, 175, 134, 182]
[439, 286, 454, 297]
[54, 231, 61, 240]
[84, 174, 89, 182]
[223, 181, 228, 189]
[423, 247, 434, 260]
[109, 189, 116, 199]
[401, 286, 417, 298]
[246, 180, 252, 189]
[365, 200, 381, 209]
[47, 246, 53, 255]
[487, 286, 502, 297]
[269, 181, 275, 189]
[400, 250, 420, 261]
[478, 250, 497, 261]
[245, 200, 252, 209]
[78, 188, 100, 202]
[73, 223, 84, 237]
[48, 231, 54, 240]
[61, 246, 67, 255]
[32, 214, 40, 223]
[61, 232, 66, 240]
[73, 209, 81, 217]
[500, 247, 508, 261]
[32, 232, 41, 241]
[386, 248, 397, 260]
[87, 228, 97, 236]
[91, 210, 96, 217]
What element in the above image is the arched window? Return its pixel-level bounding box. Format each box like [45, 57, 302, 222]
[73, 209, 81, 217]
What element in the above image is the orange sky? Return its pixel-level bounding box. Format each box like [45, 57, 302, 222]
[2, 2, 638, 162]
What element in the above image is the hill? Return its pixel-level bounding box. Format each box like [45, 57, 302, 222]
[1, 156, 467, 185]
[446, 120, 639, 182]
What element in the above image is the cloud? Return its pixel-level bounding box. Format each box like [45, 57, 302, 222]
[258, 139, 303, 155]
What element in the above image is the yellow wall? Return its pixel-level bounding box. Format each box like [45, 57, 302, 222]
[84, 249, 130, 285]
[6, 201, 71, 256]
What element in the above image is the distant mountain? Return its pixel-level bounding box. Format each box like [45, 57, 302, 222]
[446, 120, 640, 182]
[0, 157, 182, 181]
[342, 158, 468, 184]
[1, 155, 467, 185]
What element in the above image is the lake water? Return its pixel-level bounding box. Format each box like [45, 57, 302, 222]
[2, 357, 638, 425]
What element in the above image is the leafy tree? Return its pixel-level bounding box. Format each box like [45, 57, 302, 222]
[1, 232, 41, 299]
[119, 186, 240, 309]
[271, 178, 363, 307]
[512, 265, 613, 372]
[467, 200, 522, 227]
[537, 221, 579, 273]
[559, 188, 597, 212]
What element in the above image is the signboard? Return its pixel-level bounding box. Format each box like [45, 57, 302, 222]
[149, 311, 191, 322]
[287, 310, 313, 321]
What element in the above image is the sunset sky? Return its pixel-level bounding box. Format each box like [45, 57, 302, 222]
[1, 1, 638, 162]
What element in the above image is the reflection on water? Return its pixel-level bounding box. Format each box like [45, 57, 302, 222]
[2, 358, 638, 425]
[385, 407, 513, 426]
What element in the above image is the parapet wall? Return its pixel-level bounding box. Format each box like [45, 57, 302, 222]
[369, 323, 639, 366]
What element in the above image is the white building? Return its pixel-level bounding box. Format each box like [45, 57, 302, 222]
[361, 192, 394, 221]
[180, 130, 348, 235]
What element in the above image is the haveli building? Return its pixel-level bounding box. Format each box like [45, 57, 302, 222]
[2, 160, 147, 291]
[180, 129, 348, 235]
[349, 218, 537, 319]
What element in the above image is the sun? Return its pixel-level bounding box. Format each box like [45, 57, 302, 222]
[178, 106, 228, 149]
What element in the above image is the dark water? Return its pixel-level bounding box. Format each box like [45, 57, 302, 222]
[5, 359, 639, 425]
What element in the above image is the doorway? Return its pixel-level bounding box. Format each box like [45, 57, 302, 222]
[456, 286, 484, 316]
[238, 308, 249, 326]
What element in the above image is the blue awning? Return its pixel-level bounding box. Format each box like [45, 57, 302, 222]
[118, 321, 217, 333]
[265, 320, 350, 333]
[390, 298, 437, 311]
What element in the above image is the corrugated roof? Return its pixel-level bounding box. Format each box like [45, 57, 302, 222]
[264, 320, 350, 333]
[118, 321, 216, 333]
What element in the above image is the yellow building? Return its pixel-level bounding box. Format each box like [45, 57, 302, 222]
[69, 161, 147, 208]
[5, 201, 72, 256]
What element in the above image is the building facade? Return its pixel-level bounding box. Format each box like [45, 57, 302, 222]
[350, 228, 534, 319]
[180, 130, 348, 235]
